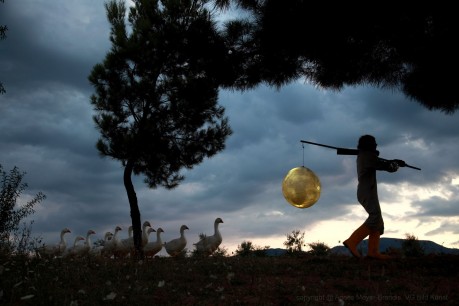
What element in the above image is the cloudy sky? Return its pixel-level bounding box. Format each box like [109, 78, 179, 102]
[2, 0, 459, 256]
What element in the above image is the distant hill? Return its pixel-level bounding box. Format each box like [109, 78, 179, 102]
[330, 237, 459, 256]
[265, 248, 287, 256]
[264, 238, 459, 257]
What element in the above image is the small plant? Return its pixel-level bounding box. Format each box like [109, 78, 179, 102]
[402, 233, 425, 257]
[283, 229, 306, 253]
[212, 246, 229, 257]
[0, 164, 46, 255]
[235, 241, 255, 257]
[235, 241, 269, 257]
[307, 241, 330, 257]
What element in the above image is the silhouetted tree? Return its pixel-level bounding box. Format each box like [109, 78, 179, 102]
[402, 233, 425, 257]
[307, 241, 330, 257]
[0, 164, 46, 254]
[214, 0, 459, 113]
[89, 0, 231, 258]
[235, 240, 254, 256]
[283, 229, 305, 253]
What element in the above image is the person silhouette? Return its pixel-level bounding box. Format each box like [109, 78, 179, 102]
[343, 135, 405, 259]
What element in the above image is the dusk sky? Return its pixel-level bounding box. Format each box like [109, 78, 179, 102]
[2, 0, 459, 256]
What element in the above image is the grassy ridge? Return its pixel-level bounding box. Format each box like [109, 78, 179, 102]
[1, 253, 458, 305]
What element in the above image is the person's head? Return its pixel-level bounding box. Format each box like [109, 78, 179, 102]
[358, 135, 377, 151]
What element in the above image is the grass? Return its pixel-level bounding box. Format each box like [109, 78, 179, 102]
[1, 252, 458, 305]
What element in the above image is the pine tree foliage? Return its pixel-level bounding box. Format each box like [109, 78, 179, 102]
[214, 0, 459, 113]
[88, 0, 232, 256]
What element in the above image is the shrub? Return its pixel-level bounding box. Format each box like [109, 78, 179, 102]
[212, 246, 229, 257]
[402, 233, 425, 257]
[0, 165, 45, 255]
[283, 229, 306, 254]
[235, 241, 269, 257]
[307, 241, 330, 257]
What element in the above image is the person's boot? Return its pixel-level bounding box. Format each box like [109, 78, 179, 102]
[367, 231, 391, 259]
[343, 224, 371, 258]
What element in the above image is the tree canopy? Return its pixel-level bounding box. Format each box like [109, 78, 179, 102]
[88, 0, 232, 256]
[214, 0, 459, 113]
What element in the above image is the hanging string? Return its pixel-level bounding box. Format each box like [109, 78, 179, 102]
[302, 143, 305, 167]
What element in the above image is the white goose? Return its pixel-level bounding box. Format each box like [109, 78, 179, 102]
[144, 227, 164, 258]
[63, 235, 86, 258]
[37, 227, 71, 258]
[141, 221, 152, 247]
[102, 226, 122, 258]
[119, 221, 152, 257]
[194, 218, 224, 256]
[128, 225, 133, 238]
[91, 231, 113, 256]
[164, 225, 189, 257]
[72, 229, 96, 257]
[85, 229, 96, 250]
[119, 226, 134, 257]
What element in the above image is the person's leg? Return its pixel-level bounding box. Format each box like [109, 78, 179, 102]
[343, 223, 371, 258]
[367, 230, 391, 259]
[362, 198, 389, 259]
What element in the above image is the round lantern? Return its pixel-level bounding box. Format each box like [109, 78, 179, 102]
[282, 166, 321, 209]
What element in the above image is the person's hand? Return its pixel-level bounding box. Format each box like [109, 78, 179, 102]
[388, 162, 399, 172]
[394, 159, 406, 167]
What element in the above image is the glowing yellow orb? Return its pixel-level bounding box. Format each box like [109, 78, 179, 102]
[282, 166, 321, 209]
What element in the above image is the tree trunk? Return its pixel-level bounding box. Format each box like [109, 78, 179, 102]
[123, 159, 143, 259]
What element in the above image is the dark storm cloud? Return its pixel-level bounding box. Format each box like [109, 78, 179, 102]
[2, 0, 459, 250]
[411, 195, 459, 217]
[1, 0, 109, 92]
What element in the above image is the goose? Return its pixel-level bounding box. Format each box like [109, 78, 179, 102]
[141, 221, 152, 247]
[119, 221, 152, 257]
[164, 225, 189, 257]
[144, 227, 164, 258]
[102, 226, 122, 258]
[119, 226, 134, 257]
[72, 229, 96, 257]
[90, 231, 113, 256]
[36, 227, 71, 258]
[85, 229, 96, 249]
[194, 218, 224, 256]
[63, 235, 86, 258]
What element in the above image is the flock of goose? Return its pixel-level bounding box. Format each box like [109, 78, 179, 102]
[36, 218, 224, 259]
